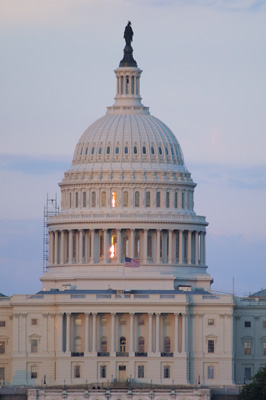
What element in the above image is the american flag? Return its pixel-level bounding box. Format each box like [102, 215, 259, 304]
[124, 257, 140, 268]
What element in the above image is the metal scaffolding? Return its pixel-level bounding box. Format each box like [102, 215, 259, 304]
[43, 194, 59, 273]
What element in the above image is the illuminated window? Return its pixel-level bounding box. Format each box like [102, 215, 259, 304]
[244, 341, 251, 355]
[101, 191, 106, 207]
[135, 191, 140, 207]
[146, 191, 150, 207]
[111, 191, 117, 208]
[123, 191, 128, 207]
[109, 234, 116, 259]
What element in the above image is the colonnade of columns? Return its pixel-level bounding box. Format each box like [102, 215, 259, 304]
[57, 312, 187, 356]
[48, 228, 206, 266]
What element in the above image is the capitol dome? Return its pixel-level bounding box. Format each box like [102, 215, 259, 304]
[43, 30, 210, 292]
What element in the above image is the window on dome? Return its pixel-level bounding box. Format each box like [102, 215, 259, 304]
[106, 146, 110, 154]
[121, 76, 124, 95]
[135, 191, 140, 207]
[156, 192, 161, 208]
[159, 146, 162, 155]
[75, 192, 78, 208]
[92, 192, 96, 208]
[83, 192, 86, 208]
[174, 192, 178, 208]
[123, 191, 128, 207]
[166, 192, 170, 208]
[124, 146, 128, 154]
[99, 147, 102, 155]
[85, 147, 88, 155]
[146, 191, 150, 207]
[151, 146, 155, 155]
[111, 191, 117, 208]
[115, 146, 119, 154]
[171, 146, 174, 156]
[80, 147, 83, 155]
[142, 146, 146, 155]
[101, 191, 106, 207]
[134, 146, 138, 154]
[131, 76, 134, 95]
[91, 147, 95, 155]
[165, 146, 169, 155]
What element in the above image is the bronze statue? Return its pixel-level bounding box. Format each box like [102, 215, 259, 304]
[124, 21, 133, 46]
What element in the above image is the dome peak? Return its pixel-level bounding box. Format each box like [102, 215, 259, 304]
[119, 22, 138, 68]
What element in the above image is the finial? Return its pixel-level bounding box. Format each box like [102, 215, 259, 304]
[119, 22, 137, 68]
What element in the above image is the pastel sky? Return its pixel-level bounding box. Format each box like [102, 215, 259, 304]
[0, 0, 266, 296]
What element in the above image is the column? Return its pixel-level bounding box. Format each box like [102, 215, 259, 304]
[187, 230, 191, 265]
[54, 231, 58, 264]
[195, 231, 199, 265]
[116, 229, 121, 263]
[179, 230, 183, 264]
[13, 314, 19, 354]
[219, 314, 225, 353]
[149, 313, 153, 353]
[92, 313, 97, 353]
[156, 230, 160, 264]
[111, 313, 116, 354]
[49, 232, 54, 264]
[130, 229, 134, 258]
[104, 229, 108, 263]
[60, 230, 65, 264]
[43, 314, 49, 353]
[56, 313, 63, 353]
[197, 314, 204, 354]
[66, 313, 71, 353]
[48, 313, 56, 353]
[143, 229, 148, 264]
[79, 229, 83, 264]
[20, 314, 27, 354]
[155, 313, 160, 353]
[91, 229, 95, 264]
[85, 313, 90, 352]
[130, 313, 134, 353]
[182, 314, 186, 353]
[203, 232, 206, 265]
[174, 313, 179, 353]
[69, 230, 73, 264]
[168, 229, 173, 264]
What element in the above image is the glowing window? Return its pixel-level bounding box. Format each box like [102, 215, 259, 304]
[106, 146, 110, 154]
[111, 191, 117, 208]
[124, 146, 128, 154]
[109, 234, 116, 259]
[244, 341, 251, 355]
[134, 146, 138, 154]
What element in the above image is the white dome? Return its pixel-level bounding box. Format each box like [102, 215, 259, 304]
[72, 113, 185, 168]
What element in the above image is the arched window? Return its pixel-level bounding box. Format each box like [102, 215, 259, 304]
[120, 337, 126, 352]
[124, 146, 129, 154]
[111, 191, 117, 207]
[159, 146, 162, 155]
[138, 336, 145, 353]
[123, 191, 128, 207]
[83, 192, 86, 208]
[80, 147, 83, 155]
[91, 147, 95, 155]
[101, 191, 106, 207]
[146, 191, 150, 207]
[142, 146, 146, 154]
[135, 191, 140, 207]
[85, 147, 88, 155]
[106, 146, 110, 154]
[101, 336, 107, 353]
[75, 336, 82, 352]
[156, 192, 161, 208]
[91, 192, 96, 207]
[166, 192, 170, 208]
[98, 147, 102, 155]
[164, 336, 171, 353]
[75, 192, 78, 208]
[134, 146, 138, 154]
[115, 146, 119, 154]
[151, 146, 155, 155]
[165, 146, 169, 155]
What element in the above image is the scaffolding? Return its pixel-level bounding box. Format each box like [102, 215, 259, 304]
[43, 194, 60, 273]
